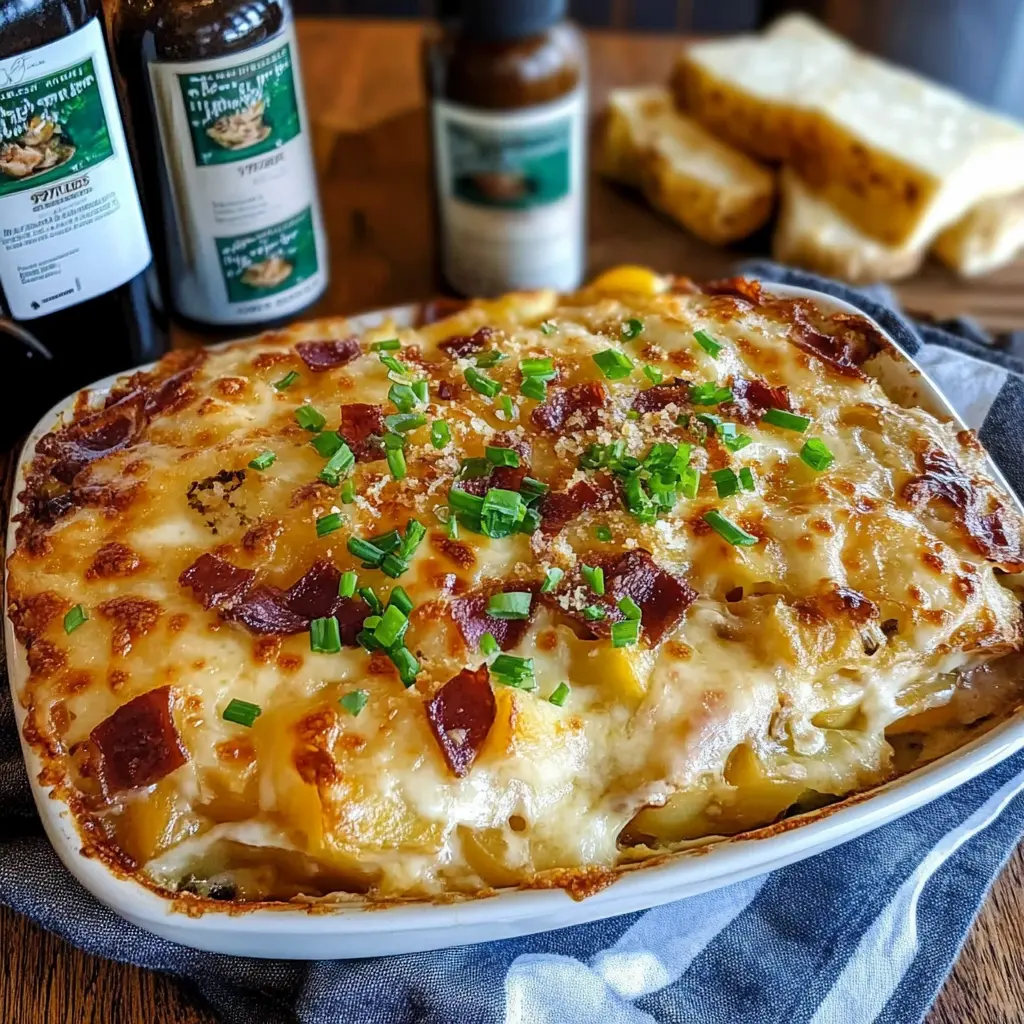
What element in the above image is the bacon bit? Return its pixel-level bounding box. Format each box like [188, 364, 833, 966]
[290, 481, 336, 507]
[546, 550, 696, 644]
[90, 685, 188, 792]
[703, 277, 762, 304]
[417, 297, 469, 326]
[26, 638, 66, 677]
[631, 377, 691, 414]
[432, 534, 476, 569]
[178, 553, 255, 610]
[285, 560, 343, 620]
[532, 382, 607, 433]
[98, 597, 162, 657]
[439, 326, 493, 359]
[242, 519, 284, 557]
[340, 403, 386, 461]
[450, 582, 539, 651]
[7, 591, 67, 645]
[86, 542, 143, 580]
[295, 336, 361, 372]
[904, 448, 1024, 571]
[457, 431, 532, 496]
[437, 379, 460, 401]
[540, 476, 615, 536]
[722, 376, 793, 425]
[778, 301, 884, 379]
[425, 665, 496, 777]
[224, 585, 308, 635]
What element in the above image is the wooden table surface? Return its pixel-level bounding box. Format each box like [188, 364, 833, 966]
[4, 18, 1024, 1024]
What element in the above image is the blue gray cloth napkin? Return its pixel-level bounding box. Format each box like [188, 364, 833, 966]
[2, 263, 1023, 1024]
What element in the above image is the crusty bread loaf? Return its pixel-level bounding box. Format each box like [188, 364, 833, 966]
[933, 192, 1024, 277]
[596, 86, 775, 245]
[773, 168, 924, 282]
[673, 14, 1024, 250]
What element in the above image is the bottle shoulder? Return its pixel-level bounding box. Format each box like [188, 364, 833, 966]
[425, 21, 584, 111]
[0, 0, 100, 57]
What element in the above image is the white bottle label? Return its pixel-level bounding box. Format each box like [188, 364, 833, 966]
[0, 19, 152, 320]
[433, 90, 586, 296]
[148, 23, 328, 325]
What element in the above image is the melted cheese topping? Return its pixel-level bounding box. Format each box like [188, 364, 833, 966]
[7, 272, 1023, 903]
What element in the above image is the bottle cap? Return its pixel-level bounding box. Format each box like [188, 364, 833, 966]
[460, 0, 567, 40]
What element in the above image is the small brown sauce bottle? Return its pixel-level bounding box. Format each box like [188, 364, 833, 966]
[112, 0, 328, 333]
[424, 0, 587, 297]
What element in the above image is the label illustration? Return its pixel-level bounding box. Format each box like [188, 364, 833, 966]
[0, 19, 151, 320]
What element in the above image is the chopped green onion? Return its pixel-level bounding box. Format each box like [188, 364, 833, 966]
[520, 357, 556, 380]
[316, 512, 345, 537]
[622, 473, 656, 523]
[390, 646, 420, 687]
[448, 489, 485, 517]
[273, 370, 299, 391]
[248, 450, 276, 471]
[690, 383, 733, 406]
[583, 604, 606, 622]
[389, 382, 418, 413]
[617, 595, 642, 620]
[339, 690, 369, 716]
[643, 442, 676, 471]
[431, 420, 451, 449]
[339, 570, 358, 598]
[398, 519, 427, 559]
[348, 536, 386, 567]
[388, 585, 414, 615]
[480, 488, 526, 539]
[359, 586, 383, 615]
[223, 698, 261, 727]
[712, 467, 740, 498]
[520, 477, 550, 504]
[611, 618, 641, 647]
[669, 444, 693, 475]
[310, 616, 342, 653]
[373, 604, 409, 648]
[499, 394, 515, 420]
[479, 632, 499, 657]
[626, 410, 639, 421]
[475, 350, 506, 369]
[311, 432, 343, 458]
[379, 354, 409, 376]
[762, 408, 811, 432]
[518, 507, 542, 535]
[486, 446, 520, 468]
[592, 348, 635, 380]
[341, 479, 356, 504]
[722, 432, 753, 453]
[595, 525, 613, 542]
[412, 380, 429, 405]
[679, 466, 701, 499]
[370, 529, 402, 553]
[520, 375, 548, 401]
[491, 654, 536, 689]
[63, 605, 87, 634]
[383, 432, 405, 450]
[295, 405, 326, 432]
[487, 591, 533, 619]
[447, 516, 459, 540]
[694, 329, 723, 358]
[800, 438, 835, 472]
[371, 338, 401, 352]
[385, 412, 426, 433]
[387, 448, 407, 481]
[581, 564, 605, 596]
[541, 567, 564, 593]
[465, 367, 502, 398]
[580, 443, 607, 470]
[319, 443, 355, 486]
[362, 615, 382, 631]
[621, 317, 644, 340]
[548, 682, 570, 706]
[739, 467, 756, 492]
[643, 364, 664, 385]
[703, 509, 758, 546]
[379, 552, 410, 578]
[459, 457, 490, 480]
[540, 321, 556, 335]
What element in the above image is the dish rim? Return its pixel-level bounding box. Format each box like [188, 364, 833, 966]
[5, 279, 1023, 949]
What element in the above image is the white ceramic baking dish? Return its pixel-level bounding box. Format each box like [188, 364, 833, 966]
[5, 282, 1024, 959]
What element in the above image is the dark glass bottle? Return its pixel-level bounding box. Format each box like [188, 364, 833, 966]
[112, 0, 329, 334]
[424, 0, 587, 297]
[0, 0, 166, 429]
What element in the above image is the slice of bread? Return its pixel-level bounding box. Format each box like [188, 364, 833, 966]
[773, 168, 924, 282]
[673, 14, 1024, 250]
[596, 87, 775, 245]
[933, 192, 1024, 277]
